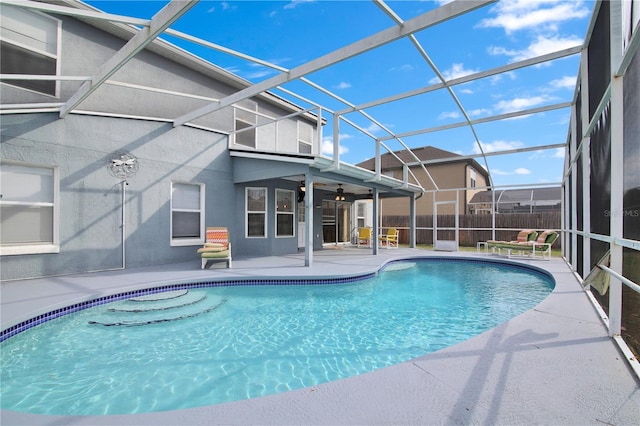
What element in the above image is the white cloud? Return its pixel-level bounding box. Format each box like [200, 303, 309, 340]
[490, 167, 531, 176]
[284, 0, 315, 10]
[438, 111, 460, 120]
[430, 63, 478, 84]
[491, 169, 511, 175]
[494, 94, 555, 113]
[390, 64, 414, 72]
[489, 34, 583, 63]
[549, 75, 577, 90]
[553, 147, 565, 158]
[473, 140, 524, 154]
[468, 108, 492, 117]
[459, 88, 474, 95]
[364, 123, 385, 133]
[477, 1, 590, 34]
[334, 82, 351, 90]
[322, 136, 350, 156]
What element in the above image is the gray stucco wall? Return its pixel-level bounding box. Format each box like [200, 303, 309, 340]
[1, 113, 233, 280]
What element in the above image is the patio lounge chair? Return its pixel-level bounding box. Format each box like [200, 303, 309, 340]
[357, 227, 372, 248]
[378, 227, 399, 249]
[486, 229, 538, 252]
[493, 230, 559, 260]
[198, 227, 232, 269]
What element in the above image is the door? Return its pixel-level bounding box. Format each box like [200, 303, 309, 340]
[322, 200, 351, 244]
[434, 197, 459, 251]
[297, 201, 305, 248]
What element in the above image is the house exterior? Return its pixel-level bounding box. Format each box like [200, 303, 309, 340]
[357, 146, 490, 216]
[0, 0, 421, 281]
[468, 187, 562, 214]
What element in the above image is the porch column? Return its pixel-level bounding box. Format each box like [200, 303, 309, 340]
[305, 172, 314, 267]
[409, 194, 416, 248]
[372, 187, 379, 255]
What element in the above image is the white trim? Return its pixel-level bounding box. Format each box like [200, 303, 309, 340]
[169, 181, 205, 247]
[0, 4, 62, 97]
[245, 187, 267, 238]
[0, 161, 59, 256]
[275, 188, 295, 238]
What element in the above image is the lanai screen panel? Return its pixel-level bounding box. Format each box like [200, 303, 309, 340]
[623, 40, 640, 290]
[576, 150, 584, 278]
[589, 102, 611, 269]
[588, 1, 611, 120]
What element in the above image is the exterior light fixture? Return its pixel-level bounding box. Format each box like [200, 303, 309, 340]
[335, 184, 346, 201]
[367, 189, 373, 199]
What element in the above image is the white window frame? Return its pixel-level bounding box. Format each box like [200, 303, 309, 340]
[234, 100, 257, 148]
[470, 168, 477, 188]
[297, 121, 313, 154]
[170, 181, 205, 246]
[0, 4, 61, 97]
[275, 188, 295, 238]
[246, 187, 267, 238]
[0, 160, 59, 255]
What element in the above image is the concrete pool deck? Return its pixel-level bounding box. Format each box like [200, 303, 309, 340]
[1, 248, 639, 425]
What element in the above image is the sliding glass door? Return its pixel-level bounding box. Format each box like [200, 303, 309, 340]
[322, 200, 351, 244]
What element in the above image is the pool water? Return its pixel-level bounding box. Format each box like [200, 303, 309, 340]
[0, 259, 554, 415]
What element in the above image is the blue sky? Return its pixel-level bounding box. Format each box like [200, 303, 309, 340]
[85, 0, 594, 188]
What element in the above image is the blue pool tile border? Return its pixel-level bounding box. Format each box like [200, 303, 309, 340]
[0, 274, 376, 342]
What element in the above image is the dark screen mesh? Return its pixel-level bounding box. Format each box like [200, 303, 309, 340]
[623, 33, 640, 242]
[576, 151, 583, 277]
[622, 29, 640, 357]
[576, 83, 583, 144]
[588, 1, 610, 119]
[590, 103, 611, 236]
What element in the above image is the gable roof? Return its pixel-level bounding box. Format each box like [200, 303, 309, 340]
[357, 146, 489, 179]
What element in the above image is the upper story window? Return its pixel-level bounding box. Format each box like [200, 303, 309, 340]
[0, 5, 60, 96]
[276, 189, 294, 237]
[234, 100, 257, 148]
[170, 182, 205, 246]
[0, 161, 59, 255]
[298, 121, 313, 154]
[470, 168, 477, 188]
[246, 187, 267, 238]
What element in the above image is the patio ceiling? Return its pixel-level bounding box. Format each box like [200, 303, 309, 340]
[2, 0, 592, 193]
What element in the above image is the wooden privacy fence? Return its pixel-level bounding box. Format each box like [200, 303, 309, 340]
[382, 212, 561, 247]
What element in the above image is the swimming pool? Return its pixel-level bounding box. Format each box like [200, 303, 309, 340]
[0, 258, 554, 415]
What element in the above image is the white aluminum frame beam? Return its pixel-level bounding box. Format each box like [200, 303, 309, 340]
[407, 143, 567, 166]
[377, 101, 573, 142]
[173, 0, 494, 127]
[59, 0, 198, 118]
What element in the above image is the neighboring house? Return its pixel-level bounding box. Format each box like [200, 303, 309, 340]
[357, 146, 490, 216]
[468, 187, 562, 214]
[0, 1, 421, 280]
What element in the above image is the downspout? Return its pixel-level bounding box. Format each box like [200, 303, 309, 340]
[121, 179, 127, 270]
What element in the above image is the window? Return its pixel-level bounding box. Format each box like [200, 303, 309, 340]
[470, 168, 477, 188]
[276, 189, 295, 237]
[170, 182, 204, 246]
[234, 100, 257, 148]
[356, 201, 367, 228]
[0, 162, 59, 255]
[0, 5, 60, 96]
[246, 187, 267, 237]
[298, 121, 313, 154]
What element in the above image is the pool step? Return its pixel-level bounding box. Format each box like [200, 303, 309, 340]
[88, 290, 226, 327]
[108, 290, 207, 312]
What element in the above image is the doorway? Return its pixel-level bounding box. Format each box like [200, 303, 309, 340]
[434, 197, 459, 251]
[322, 200, 351, 244]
